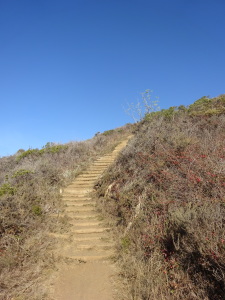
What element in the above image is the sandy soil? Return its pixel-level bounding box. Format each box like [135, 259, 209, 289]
[54, 261, 115, 300]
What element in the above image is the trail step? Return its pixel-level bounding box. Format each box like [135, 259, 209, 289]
[75, 244, 113, 251]
[69, 220, 103, 226]
[71, 228, 110, 234]
[62, 196, 92, 200]
[64, 201, 94, 207]
[65, 202, 96, 212]
[65, 206, 95, 212]
[72, 233, 110, 241]
[61, 254, 113, 262]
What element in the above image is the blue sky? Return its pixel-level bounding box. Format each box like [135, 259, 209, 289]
[1, 0, 225, 157]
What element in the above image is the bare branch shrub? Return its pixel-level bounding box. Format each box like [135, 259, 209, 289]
[125, 89, 160, 122]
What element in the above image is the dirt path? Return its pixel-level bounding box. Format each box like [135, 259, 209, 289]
[50, 137, 131, 300]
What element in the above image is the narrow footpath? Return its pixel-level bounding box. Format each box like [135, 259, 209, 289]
[51, 137, 131, 300]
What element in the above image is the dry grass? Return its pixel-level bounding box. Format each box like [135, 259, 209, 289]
[0, 124, 133, 299]
[96, 95, 225, 300]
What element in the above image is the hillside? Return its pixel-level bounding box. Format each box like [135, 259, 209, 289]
[0, 125, 132, 299]
[95, 94, 225, 300]
[1, 94, 225, 299]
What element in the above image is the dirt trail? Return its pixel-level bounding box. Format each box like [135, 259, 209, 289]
[51, 137, 131, 300]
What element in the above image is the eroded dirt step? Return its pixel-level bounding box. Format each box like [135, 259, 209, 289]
[64, 201, 94, 207]
[79, 172, 103, 176]
[67, 184, 95, 188]
[78, 173, 101, 177]
[70, 223, 110, 230]
[64, 187, 93, 192]
[62, 194, 93, 198]
[72, 233, 110, 241]
[73, 218, 108, 224]
[61, 248, 114, 258]
[60, 253, 113, 262]
[65, 189, 93, 193]
[63, 196, 94, 200]
[62, 199, 93, 204]
[66, 210, 98, 216]
[63, 191, 93, 196]
[75, 244, 112, 251]
[65, 209, 97, 215]
[92, 160, 114, 163]
[68, 182, 95, 186]
[72, 180, 98, 184]
[77, 174, 102, 178]
[62, 200, 93, 205]
[68, 179, 96, 182]
[62, 191, 92, 196]
[94, 162, 114, 165]
[66, 210, 96, 216]
[62, 195, 92, 199]
[72, 236, 111, 244]
[69, 179, 96, 183]
[91, 163, 114, 167]
[71, 215, 101, 221]
[74, 237, 112, 246]
[76, 175, 98, 183]
[63, 197, 93, 202]
[71, 227, 110, 234]
[63, 197, 93, 201]
[65, 207, 96, 213]
[50, 211, 99, 219]
[86, 166, 108, 169]
[88, 167, 109, 170]
[63, 198, 95, 203]
[96, 156, 114, 159]
[65, 201, 95, 207]
[66, 240, 113, 250]
[68, 219, 103, 226]
[78, 173, 102, 176]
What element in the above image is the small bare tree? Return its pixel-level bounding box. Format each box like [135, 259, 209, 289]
[125, 89, 160, 122]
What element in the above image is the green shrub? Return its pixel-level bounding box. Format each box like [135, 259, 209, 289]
[16, 148, 40, 161]
[0, 183, 16, 196]
[46, 144, 67, 154]
[32, 205, 42, 216]
[121, 236, 131, 251]
[12, 169, 33, 178]
[188, 95, 225, 116]
[144, 95, 225, 122]
[103, 129, 114, 136]
[16, 144, 68, 161]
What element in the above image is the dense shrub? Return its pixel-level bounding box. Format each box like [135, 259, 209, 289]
[96, 95, 225, 300]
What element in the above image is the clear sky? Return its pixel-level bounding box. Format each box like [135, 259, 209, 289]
[1, 0, 225, 157]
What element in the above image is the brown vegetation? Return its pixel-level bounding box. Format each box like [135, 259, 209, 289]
[96, 95, 225, 300]
[0, 125, 132, 300]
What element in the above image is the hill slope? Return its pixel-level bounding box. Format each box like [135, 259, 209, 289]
[96, 94, 225, 300]
[1, 94, 225, 299]
[0, 125, 132, 299]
